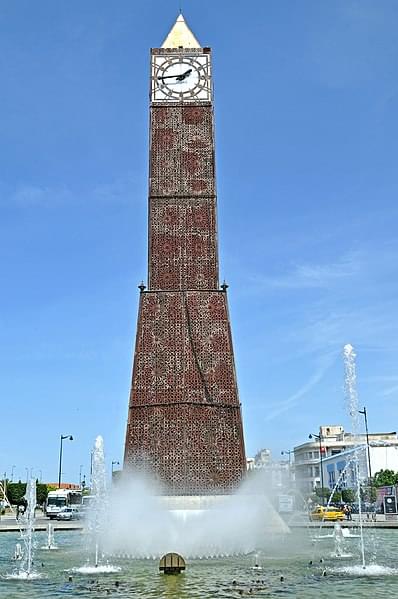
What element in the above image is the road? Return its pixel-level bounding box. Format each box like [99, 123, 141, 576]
[0, 513, 83, 532]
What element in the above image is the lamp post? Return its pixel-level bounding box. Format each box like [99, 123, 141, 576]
[79, 465, 84, 488]
[309, 433, 325, 505]
[11, 465, 16, 482]
[281, 450, 294, 484]
[359, 406, 372, 480]
[58, 435, 73, 489]
[111, 461, 120, 477]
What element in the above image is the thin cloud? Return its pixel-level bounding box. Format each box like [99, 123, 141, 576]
[11, 185, 72, 206]
[257, 251, 361, 290]
[264, 354, 336, 423]
[3, 174, 140, 208]
[381, 385, 398, 398]
[252, 242, 398, 294]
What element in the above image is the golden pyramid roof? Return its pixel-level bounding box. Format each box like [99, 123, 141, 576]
[161, 14, 201, 49]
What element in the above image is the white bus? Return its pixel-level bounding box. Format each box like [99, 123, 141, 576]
[81, 495, 95, 509]
[45, 489, 82, 519]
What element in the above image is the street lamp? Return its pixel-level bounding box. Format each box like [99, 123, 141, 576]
[359, 406, 372, 480]
[281, 450, 293, 483]
[309, 433, 325, 505]
[11, 465, 16, 482]
[58, 434, 73, 489]
[281, 449, 293, 465]
[79, 465, 84, 487]
[32, 469, 43, 483]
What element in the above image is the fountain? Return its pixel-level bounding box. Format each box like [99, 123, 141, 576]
[7, 478, 41, 579]
[89, 435, 107, 568]
[13, 543, 23, 561]
[331, 522, 354, 559]
[72, 435, 120, 574]
[309, 345, 388, 575]
[2, 431, 398, 593]
[343, 343, 366, 569]
[41, 523, 57, 550]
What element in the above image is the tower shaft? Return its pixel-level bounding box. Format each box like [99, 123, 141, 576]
[124, 17, 246, 494]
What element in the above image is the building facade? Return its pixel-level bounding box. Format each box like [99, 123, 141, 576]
[322, 443, 398, 491]
[294, 425, 398, 495]
[247, 449, 292, 490]
[123, 15, 246, 495]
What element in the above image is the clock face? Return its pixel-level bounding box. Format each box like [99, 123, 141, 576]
[152, 55, 211, 102]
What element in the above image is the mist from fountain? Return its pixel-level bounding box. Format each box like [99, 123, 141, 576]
[104, 468, 289, 559]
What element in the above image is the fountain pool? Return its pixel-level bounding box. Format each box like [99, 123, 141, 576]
[1, 528, 398, 598]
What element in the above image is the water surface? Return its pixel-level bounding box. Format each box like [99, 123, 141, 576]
[1, 528, 398, 598]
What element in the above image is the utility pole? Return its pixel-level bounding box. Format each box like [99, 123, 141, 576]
[359, 407, 372, 480]
[309, 433, 325, 505]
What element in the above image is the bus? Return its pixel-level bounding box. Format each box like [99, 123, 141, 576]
[45, 489, 82, 519]
[81, 495, 95, 510]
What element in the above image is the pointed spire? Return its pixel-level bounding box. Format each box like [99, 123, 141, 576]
[161, 13, 201, 49]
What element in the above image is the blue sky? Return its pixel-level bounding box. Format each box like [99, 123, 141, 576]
[1, 0, 398, 484]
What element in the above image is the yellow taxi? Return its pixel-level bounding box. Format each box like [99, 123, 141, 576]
[309, 506, 345, 521]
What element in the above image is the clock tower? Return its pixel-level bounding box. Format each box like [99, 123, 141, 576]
[123, 14, 246, 494]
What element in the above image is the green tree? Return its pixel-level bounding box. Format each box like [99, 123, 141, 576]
[330, 490, 341, 503]
[341, 488, 356, 503]
[369, 486, 377, 502]
[6, 482, 26, 505]
[314, 487, 332, 502]
[36, 483, 49, 505]
[373, 469, 398, 487]
[6, 482, 49, 506]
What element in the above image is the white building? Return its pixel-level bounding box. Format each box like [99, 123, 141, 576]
[248, 449, 291, 490]
[246, 457, 255, 471]
[323, 443, 398, 491]
[254, 448, 272, 468]
[294, 426, 398, 495]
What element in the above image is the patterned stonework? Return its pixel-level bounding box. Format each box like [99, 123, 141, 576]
[150, 105, 215, 198]
[124, 44, 246, 494]
[149, 196, 218, 290]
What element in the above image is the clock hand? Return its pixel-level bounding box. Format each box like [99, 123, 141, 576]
[175, 69, 192, 81]
[158, 74, 179, 81]
[158, 69, 192, 83]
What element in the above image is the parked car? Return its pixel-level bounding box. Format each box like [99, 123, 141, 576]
[56, 506, 82, 521]
[309, 506, 345, 521]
